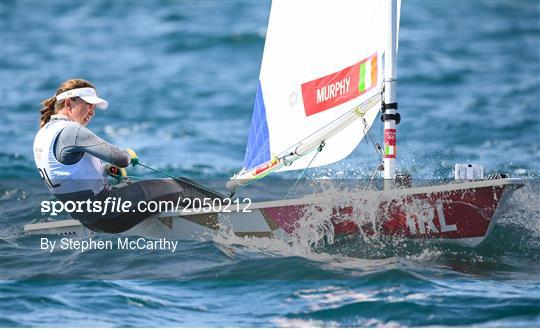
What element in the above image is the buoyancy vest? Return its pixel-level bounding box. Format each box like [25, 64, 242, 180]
[33, 120, 108, 195]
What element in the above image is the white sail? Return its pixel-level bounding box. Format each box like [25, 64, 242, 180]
[235, 0, 401, 187]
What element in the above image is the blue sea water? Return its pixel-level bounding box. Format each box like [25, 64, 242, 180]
[1, 0, 540, 327]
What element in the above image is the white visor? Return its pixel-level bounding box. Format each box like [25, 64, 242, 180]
[56, 87, 109, 110]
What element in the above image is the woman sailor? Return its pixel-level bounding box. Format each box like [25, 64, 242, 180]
[33, 79, 219, 233]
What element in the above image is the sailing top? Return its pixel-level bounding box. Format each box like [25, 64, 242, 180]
[33, 83, 133, 197]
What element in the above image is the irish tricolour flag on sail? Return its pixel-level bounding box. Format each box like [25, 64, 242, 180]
[359, 55, 377, 93]
[302, 54, 378, 117]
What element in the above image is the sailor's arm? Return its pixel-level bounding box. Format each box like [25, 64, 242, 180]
[55, 124, 131, 168]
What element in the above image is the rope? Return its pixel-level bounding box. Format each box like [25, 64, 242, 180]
[136, 162, 225, 199]
[137, 162, 178, 180]
[283, 141, 325, 199]
[227, 172, 263, 198]
[357, 117, 383, 191]
[367, 165, 381, 191]
[361, 117, 383, 159]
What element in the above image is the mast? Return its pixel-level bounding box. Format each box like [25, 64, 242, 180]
[383, 0, 399, 189]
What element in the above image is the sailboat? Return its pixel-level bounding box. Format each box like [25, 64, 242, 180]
[25, 0, 523, 247]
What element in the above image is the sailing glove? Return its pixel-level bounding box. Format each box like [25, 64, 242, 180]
[126, 148, 139, 166]
[105, 164, 127, 180]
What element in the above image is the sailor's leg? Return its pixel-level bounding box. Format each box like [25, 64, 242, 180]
[85, 178, 221, 233]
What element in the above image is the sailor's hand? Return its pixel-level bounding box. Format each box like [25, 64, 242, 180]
[105, 164, 127, 180]
[126, 148, 139, 166]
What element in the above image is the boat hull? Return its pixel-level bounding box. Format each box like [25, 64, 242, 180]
[25, 178, 523, 247]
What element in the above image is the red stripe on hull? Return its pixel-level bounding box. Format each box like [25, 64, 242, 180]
[379, 186, 504, 238]
[261, 184, 507, 240]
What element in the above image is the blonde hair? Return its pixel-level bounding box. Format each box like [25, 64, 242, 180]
[39, 79, 96, 128]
